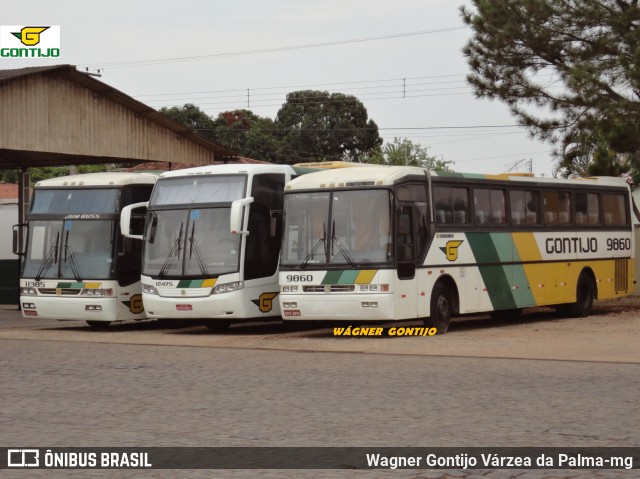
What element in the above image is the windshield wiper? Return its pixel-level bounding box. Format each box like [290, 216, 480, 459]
[188, 222, 208, 276]
[35, 231, 60, 281]
[159, 222, 183, 278]
[63, 230, 82, 282]
[331, 220, 355, 267]
[301, 222, 326, 269]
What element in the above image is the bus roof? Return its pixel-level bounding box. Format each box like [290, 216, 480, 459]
[292, 161, 368, 169]
[285, 165, 425, 190]
[158, 163, 296, 179]
[34, 171, 158, 188]
[285, 165, 631, 191]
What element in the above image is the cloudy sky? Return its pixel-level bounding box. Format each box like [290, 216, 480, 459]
[4, 0, 556, 175]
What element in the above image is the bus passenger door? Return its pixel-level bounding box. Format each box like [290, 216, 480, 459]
[395, 205, 419, 319]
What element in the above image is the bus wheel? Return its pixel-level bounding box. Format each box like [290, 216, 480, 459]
[567, 272, 595, 318]
[86, 320, 111, 328]
[205, 321, 231, 332]
[426, 283, 452, 334]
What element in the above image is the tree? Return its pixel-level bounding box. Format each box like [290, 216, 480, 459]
[461, 0, 640, 175]
[554, 132, 629, 177]
[274, 90, 382, 164]
[363, 137, 454, 171]
[159, 103, 217, 142]
[211, 110, 280, 162]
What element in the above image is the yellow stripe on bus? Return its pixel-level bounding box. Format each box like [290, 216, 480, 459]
[354, 270, 377, 284]
[512, 232, 542, 262]
[202, 278, 217, 288]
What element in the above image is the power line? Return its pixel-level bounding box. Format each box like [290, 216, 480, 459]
[80, 26, 469, 70]
[134, 74, 470, 99]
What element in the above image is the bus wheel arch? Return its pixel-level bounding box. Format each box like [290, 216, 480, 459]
[425, 276, 458, 334]
[567, 268, 597, 318]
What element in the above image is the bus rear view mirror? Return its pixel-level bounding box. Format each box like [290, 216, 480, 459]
[12, 224, 26, 255]
[230, 197, 254, 235]
[120, 201, 149, 240]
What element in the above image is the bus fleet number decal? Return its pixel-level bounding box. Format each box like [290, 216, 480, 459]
[606, 238, 631, 251]
[286, 275, 313, 282]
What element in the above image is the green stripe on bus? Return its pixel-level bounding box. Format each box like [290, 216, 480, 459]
[321, 270, 344, 284]
[56, 282, 73, 288]
[176, 280, 191, 288]
[511, 263, 536, 307]
[337, 270, 359, 284]
[435, 172, 488, 179]
[466, 232, 517, 310]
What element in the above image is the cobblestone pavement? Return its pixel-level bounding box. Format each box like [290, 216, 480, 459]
[1, 335, 638, 479]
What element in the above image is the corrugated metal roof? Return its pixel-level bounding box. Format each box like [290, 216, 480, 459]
[0, 64, 239, 168]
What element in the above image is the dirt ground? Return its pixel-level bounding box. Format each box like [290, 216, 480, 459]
[1, 297, 639, 364]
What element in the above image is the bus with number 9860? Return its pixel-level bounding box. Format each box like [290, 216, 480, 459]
[278, 166, 635, 332]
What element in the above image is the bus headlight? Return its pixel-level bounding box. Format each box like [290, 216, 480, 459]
[83, 289, 113, 297]
[141, 284, 158, 295]
[20, 287, 37, 296]
[360, 284, 386, 292]
[213, 281, 244, 294]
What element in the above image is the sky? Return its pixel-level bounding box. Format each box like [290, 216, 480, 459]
[3, 0, 556, 176]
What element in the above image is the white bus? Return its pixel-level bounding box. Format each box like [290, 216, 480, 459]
[16, 172, 157, 327]
[120, 163, 301, 330]
[278, 166, 635, 332]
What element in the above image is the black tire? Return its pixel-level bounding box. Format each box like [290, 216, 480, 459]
[205, 321, 231, 332]
[425, 282, 453, 334]
[86, 320, 111, 328]
[567, 272, 595, 318]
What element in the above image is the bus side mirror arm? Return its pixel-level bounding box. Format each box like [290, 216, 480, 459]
[230, 197, 254, 235]
[120, 201, 148, 240]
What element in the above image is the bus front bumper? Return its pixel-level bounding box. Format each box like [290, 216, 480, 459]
[142, 291, 260, 320]
[279, 293, 395, 321]
[20, 296, 118, 322]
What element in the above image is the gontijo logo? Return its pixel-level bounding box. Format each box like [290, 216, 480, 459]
[13, 26, 48, 45]
[440, 240, 464, 261]
[0, 25, 60, 58]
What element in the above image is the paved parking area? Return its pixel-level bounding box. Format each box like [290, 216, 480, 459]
[1, 301, 639, 479]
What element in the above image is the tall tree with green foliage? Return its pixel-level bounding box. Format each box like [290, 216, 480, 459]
[364, 137, 454, 171]
[461, 0, 640, 176]
[211, 110, 280, 162]
[159, 103, 217, 142]
[274, 90, 382, 164]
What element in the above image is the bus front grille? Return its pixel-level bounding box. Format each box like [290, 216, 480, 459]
[38, 288, 81, 296]
[302, 285, 356, 293]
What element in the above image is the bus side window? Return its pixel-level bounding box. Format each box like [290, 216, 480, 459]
[603, 193, 628, 225]
[575, 193, 600, 226]
[510, 190, 540, 226]
[544, 191, 571, 225]
[434, 186, 469, 225]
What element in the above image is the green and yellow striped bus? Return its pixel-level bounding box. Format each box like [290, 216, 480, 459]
[278, 166, 635, 332]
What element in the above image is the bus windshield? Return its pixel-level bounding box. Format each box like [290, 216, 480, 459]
[22, 219, 116, 280]
[143, 207, 240, 278]
[30, 188, 120, 214]
[281, 189, 392, 267]
[149, 175, 246, 207]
